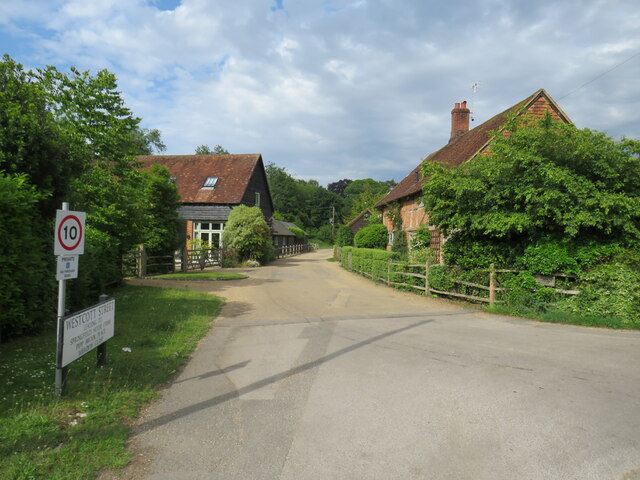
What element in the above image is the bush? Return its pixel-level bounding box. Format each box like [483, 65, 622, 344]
[222, 205, 272, 264]
[0, 173, 54, 341]
[354, 224, 388, 249]
[391, 230, 408, 256]
[336, 225, 353, 247]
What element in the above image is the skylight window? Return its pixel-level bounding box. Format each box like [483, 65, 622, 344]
[202, 177, 218, 189]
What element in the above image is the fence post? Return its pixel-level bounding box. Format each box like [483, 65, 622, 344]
[387, 259, 391, 286]
[489, 263, 496, 307]
[425, 257, 431, 296]
[97, 294, 108, 367]
[138, 244, 147, 277]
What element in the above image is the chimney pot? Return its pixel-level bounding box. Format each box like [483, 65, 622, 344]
[450, 100, 470, 143]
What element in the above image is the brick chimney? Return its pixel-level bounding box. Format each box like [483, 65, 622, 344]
[449, 100, 470, 142]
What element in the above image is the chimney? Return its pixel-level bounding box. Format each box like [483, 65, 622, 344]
[449, 100, 470, 142]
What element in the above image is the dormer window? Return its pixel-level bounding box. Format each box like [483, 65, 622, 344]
[202, 177, 218, 189]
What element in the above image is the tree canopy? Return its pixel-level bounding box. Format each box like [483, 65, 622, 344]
[423, 114, 640, 243]
[195, 144, 229, 155]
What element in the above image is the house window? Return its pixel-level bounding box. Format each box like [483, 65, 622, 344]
[202, 177, 218, 189]
[255, 192, 261, 207]
[388, 230, 394, 246]
[193, 222, 224, 248]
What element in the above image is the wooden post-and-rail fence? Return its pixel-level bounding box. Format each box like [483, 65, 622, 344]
[334, 247, 580, 307]
[122, 245, 223, 277]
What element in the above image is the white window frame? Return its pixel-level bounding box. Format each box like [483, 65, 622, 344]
[193, 222, 224, 248]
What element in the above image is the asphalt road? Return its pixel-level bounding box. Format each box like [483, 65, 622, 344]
[107, 250, 640, 480]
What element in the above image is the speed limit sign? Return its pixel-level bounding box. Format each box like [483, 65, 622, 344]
[54, 209, 86, 256]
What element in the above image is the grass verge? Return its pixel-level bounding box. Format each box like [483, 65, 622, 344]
[0, 284, 222, 479]
[153, 271, 247, 281]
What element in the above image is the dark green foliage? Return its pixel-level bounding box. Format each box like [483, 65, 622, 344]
[140, 164, 181, 255]
[266, 163, 342, 232]
[313, 224, 334, 244]
[223, 205, 273, 264]
[354, 224, 388, 249]
[423, 114, 640, 248]
[0, 173, 54, 340]
[443, 232, 522, 269]
[0, 55, 180, 336]
[336, 225, 353, 247]
[391, 230, 408, 256]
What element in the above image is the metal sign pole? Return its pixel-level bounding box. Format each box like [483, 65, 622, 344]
[55, 202, 69, 396]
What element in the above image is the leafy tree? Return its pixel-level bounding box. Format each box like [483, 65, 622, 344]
[0, 55, 76, 217]
[133, 128, 166, 154]
[222, 205, 274, 263]
[423, 114, 640, 266]
[336, 225, 354, 247]
[266, 163, 343, 231]
[140, 164, 182, 255]
[195, 144, 229, 155]
[328, 178, 352, 197]
[0, 173, 53, 340]
[354, 224, 388, 249]
[343, 178, 395, 221]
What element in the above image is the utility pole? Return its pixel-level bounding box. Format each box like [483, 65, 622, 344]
[331, 206, 335, 238]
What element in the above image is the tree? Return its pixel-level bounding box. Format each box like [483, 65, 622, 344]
[336, 225, 354, 247]
[222, 205, 274, 263]
[133, 128, 166, 155]
[342, 178, 394, 221]
[422, 114, 640, 266]
[327, 178, 352, 197]
[195, 144, 229, 155]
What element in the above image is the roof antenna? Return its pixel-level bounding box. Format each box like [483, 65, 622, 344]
[470, 81, 480, 122]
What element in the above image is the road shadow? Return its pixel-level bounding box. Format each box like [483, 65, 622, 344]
[173, 360, 250, 384]
[134, 318, 433, 434]
[218, 301, 255, 319]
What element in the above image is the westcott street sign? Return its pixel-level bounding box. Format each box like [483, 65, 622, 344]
[61, 298, 115, 367]
[54, 209, 86, 256]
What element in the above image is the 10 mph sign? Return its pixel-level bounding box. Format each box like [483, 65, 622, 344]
[55, 209, 86, 256]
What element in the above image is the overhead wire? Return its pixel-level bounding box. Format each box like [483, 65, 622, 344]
[558, 50, 640, 100]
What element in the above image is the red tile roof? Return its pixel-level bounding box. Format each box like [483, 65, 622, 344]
[376, 89, 571, 207]
[138, 154, 262, 204]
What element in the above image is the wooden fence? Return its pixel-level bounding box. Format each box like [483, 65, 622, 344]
[335, 247, 579, 307]
[275, 243, 316, 259]
[122, 245, 222, 277]
[123, 243, 316, 277]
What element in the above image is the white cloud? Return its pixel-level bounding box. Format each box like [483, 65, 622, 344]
[0, 0, 639, 185]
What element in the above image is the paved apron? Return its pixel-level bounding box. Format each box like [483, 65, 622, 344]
[103, 250, 640, 480]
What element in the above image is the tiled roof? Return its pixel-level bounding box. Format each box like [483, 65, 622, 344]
[138, 154, 262, 204]
[270, 219, 296, 237]
[376, 89, 571, 207]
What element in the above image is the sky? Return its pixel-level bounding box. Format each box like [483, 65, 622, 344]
[1, 0, 639, 186]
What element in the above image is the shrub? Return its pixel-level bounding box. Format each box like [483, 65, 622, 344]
[222, 205, 272, 263]
[391, 230, 408, 256]
[0, 173, 54, 340]
[336, 225, 353, 247]
[354, 224, 388, 249]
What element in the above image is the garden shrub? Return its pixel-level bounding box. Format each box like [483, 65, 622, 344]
[222, 205, 273, 264]
[335, 225, 353, 247]
[391, 230, 408, 256]
[354, 224, 388, 249]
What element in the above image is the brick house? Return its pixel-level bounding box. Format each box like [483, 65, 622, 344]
[138, 154, 274, 248]
[375, 88, 572, 261]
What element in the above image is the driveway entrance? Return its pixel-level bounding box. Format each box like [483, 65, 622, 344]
[111, 250, 640, 480]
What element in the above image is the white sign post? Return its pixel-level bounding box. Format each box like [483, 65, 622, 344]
[54, 203, 87, 396]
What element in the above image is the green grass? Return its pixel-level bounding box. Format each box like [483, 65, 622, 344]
[153, 271, 247, 281]
[325, 257, 337, 262]
[485, 304, 639, 330]
[0, 285, 222, 479]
